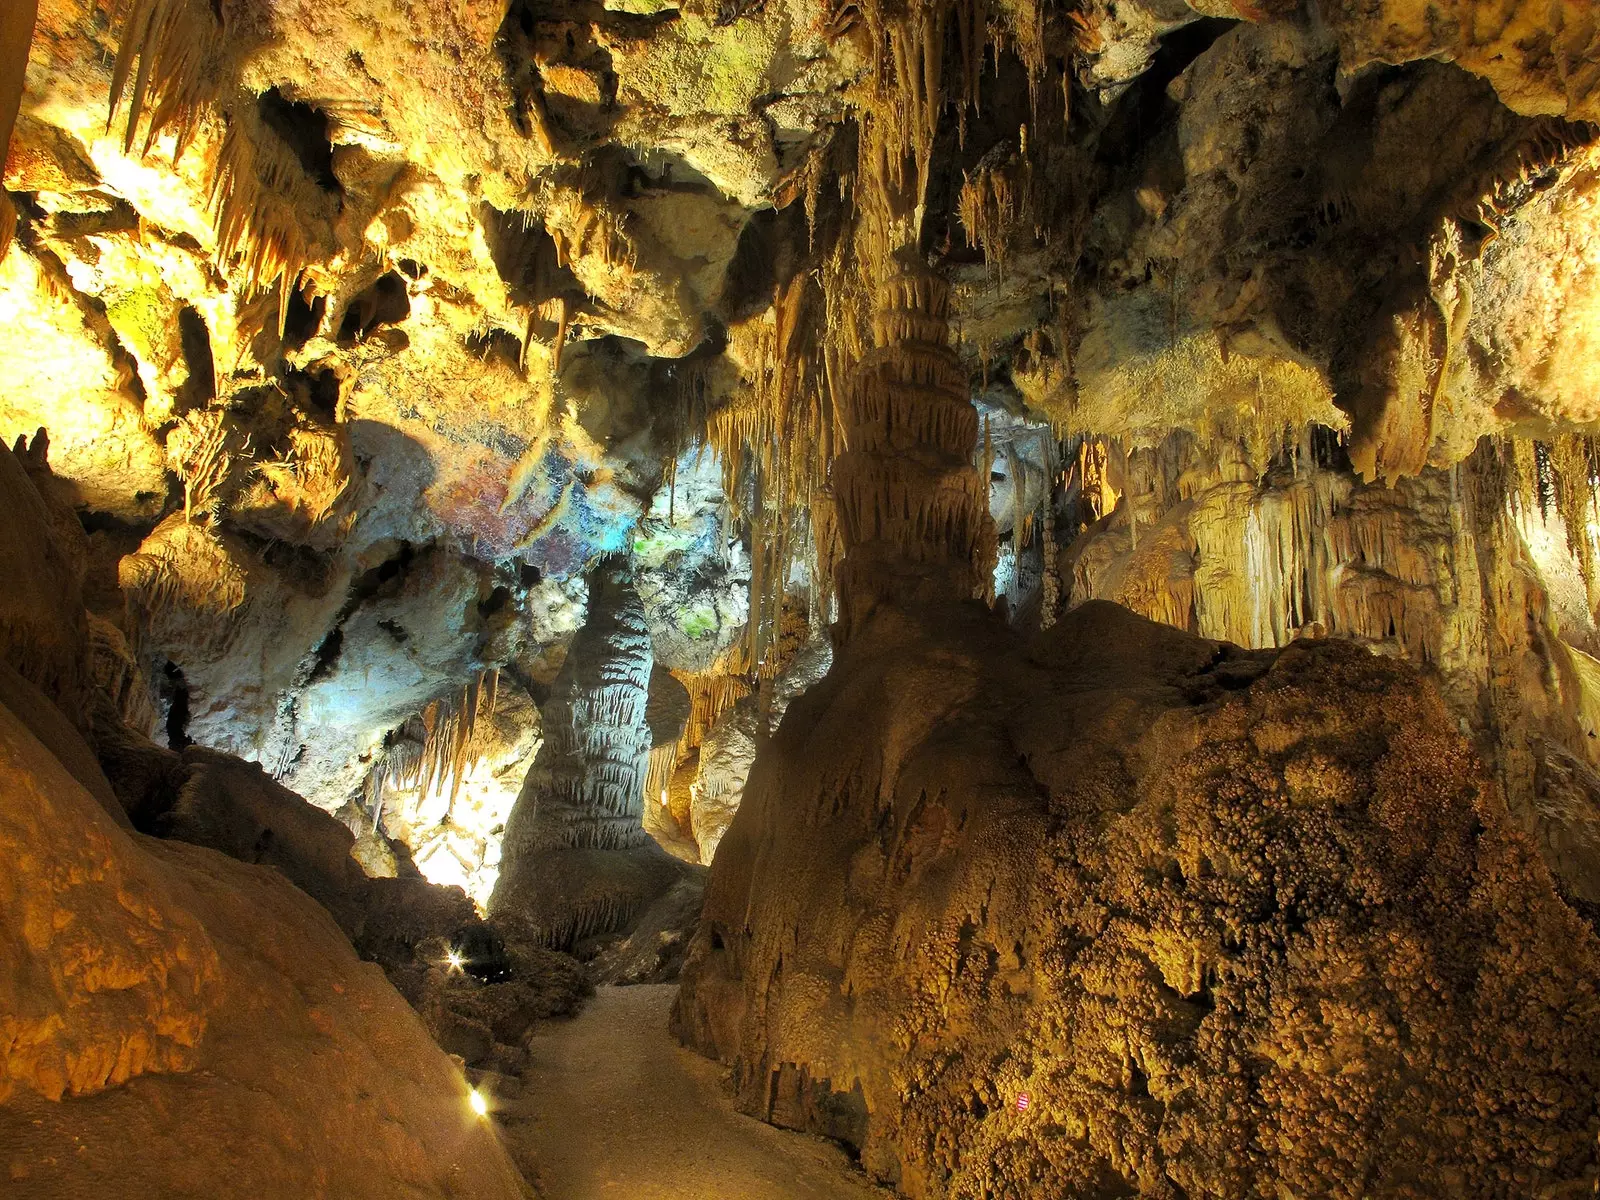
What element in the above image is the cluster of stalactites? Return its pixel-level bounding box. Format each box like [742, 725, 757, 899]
[107, 0, 219, 159]
[1508, 434, 1600, 614]
[211, 116, 329, 335]
[852, 0, 1048, 243]
[634, 665, 755, 851]
[834, 270, 995, 635]
[708, 276, 843, 669]
[533, 893, 649, 951]
[958, 143, 1037, 282]
[1058, 427, 1600, 670]
[361, 669, 501, 828]
[106, 0, 337, 335]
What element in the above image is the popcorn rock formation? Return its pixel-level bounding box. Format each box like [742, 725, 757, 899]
[676, 599, 1600, 1196]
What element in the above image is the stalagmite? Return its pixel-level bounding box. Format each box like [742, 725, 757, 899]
[490, 563, 687, 947]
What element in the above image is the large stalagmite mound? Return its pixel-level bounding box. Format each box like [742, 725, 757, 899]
[0, 690, 532, 1198]
[675, 599, 1600, 1197]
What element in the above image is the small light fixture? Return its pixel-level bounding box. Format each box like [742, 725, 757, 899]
[659, 788, 669, 806]
[445, 949, 465, 972]
[469, 1088, 489, 1117]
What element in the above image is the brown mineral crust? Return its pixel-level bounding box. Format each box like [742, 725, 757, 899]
[676, 599, 1600, 1197]
[0, 690, 534, 1198]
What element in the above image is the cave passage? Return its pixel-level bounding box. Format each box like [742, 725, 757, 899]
[510, 986, 885, 1199]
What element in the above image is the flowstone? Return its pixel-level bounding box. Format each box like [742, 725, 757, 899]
[675, 599, 1600, 1198]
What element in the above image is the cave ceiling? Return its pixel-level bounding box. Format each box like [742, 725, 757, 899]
[7, 0, 1600, 845]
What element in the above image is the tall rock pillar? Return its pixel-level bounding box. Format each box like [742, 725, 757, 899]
[833, 267, 994, 637]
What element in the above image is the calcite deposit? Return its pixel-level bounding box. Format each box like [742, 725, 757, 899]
[0, 702, 534, 1199]
[677, 599, 1600, 1196]
[11, 0, 1600, 1192]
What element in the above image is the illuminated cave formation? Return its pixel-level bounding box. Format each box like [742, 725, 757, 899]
[7, 0, 1600, 1195]
[490, 560, 692, 948]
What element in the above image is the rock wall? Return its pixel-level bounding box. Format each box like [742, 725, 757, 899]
[1057, 431, 1600, 904]
[689, 637, 832, 862]
[675, 599, 1600, 1197]
[11, 0, 1600, 896]
[0, 684, 532, 1198]
[0, 434, 91, 726]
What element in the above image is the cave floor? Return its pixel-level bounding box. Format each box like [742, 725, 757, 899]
[508, 984, 886, 1199]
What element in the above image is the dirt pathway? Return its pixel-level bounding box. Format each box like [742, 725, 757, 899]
[505, 984, 887, 1200]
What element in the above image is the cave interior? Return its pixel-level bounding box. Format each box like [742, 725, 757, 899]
[6, 0, 1600, 1195]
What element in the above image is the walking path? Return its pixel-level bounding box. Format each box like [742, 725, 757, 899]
[505, 984, 887, 1200]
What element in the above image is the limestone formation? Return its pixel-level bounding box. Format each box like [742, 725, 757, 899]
[491, 563, 690, 947]
[835, 269, 996, 635]
[676, 600, 1600, 1196]
[690, 637, 832, 862]
[12, 0, 1600, 1194]
[0, 697, 533, 1198]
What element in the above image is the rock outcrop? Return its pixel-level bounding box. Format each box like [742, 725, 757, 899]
[0, 682, 532, 1199]
[1056, 431, 1600, 904]
[675, 599, 1600, 1197]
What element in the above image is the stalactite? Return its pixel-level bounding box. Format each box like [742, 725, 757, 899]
[1510, 435, 1543, 521]
[211, 119, 325, 333]
[363, 668, 501, 823]
[107, 0, 220, 157]
[707, 273, 839, 664]
[773, 135, 832, 250]
[834, 266, 995, 632]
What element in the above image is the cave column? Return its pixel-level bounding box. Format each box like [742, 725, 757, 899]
[834, 267, 993, 636]
[489, 561, 681, 946]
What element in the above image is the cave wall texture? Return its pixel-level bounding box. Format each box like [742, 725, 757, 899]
[0, 701, 535, 1200]
[9, 0, 1600, 891]
[0, 438, 539, 1198]
[678, 590, 1600, 1197]
[10, 0, 1600, 1193]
